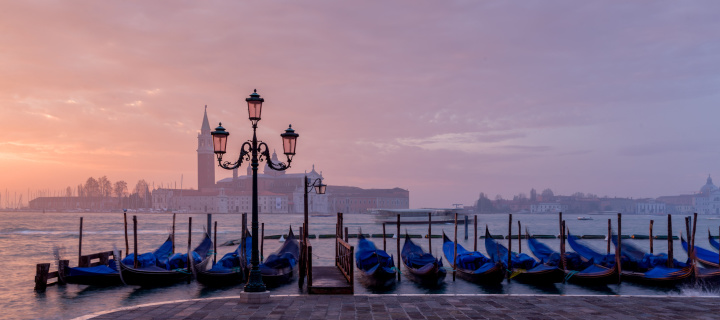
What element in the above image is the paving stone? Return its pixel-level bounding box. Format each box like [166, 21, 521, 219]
[80, 295, 720, 320]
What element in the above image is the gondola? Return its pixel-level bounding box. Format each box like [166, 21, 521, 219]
[680, 235, 720, 282]
[401, 233, 446, 286]
[709, 230, 720, 250]
[441, 232, 505, 285]
[59, 256, 123, 286]
[355, 233, 397, 287]
[258, 227, 299, 287]
[119, 233, 213, 287]
[484, 227, 564, 285]
[527, 231, 618, 286]
[608, 233, 694, 286]
[197, 229, 251, 287]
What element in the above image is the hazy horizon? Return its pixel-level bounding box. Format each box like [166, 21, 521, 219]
[1, 2, 719, 208]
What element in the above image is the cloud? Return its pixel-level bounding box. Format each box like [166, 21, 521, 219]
[396, 132, 526, 153]
[1, 1, 719, 207]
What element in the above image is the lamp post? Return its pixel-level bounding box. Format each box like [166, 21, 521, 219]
[211, 89, 298, 293]
[304, 175, 326, 241]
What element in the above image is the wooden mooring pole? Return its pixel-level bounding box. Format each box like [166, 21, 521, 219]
[396, 214, 401, 282]
[667, 214, 673, 268]
[133, 215, 138, 268]
[508, 213, 512, 280]
[464, 215, 468, 240]
[172, 213, 176, 254]
[34, 263, 50, 291]
[692, 212, 698, 261]
[213, 221, 218, 265]
[649, 220, 654, 254]
[261, 222, 265, 260]
[453, 213, 458, 281]
[558, 212, 562, 236]
[474, 215, 478, 252]
[560, 220, 566, 275]
[78, 217, 83, 266]
[383, 223, 387, 251]
[616, 213, 622, 284]
[607, 218, 611, 254]
[517, 220, 522, 253]
[124, 210, 129, 258]
[428, 212, 432, 254]
[685, 216, 691, 246]
[187, 217, 192, 283]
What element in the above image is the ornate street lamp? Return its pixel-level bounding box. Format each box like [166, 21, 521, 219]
[303, 175, 327, 241]
[211, 89, 298, 293]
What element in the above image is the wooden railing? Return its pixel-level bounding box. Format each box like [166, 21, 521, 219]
[336, 237, 354, 286]
[79, 250, 117, 268]
[299, 237, 311, 288]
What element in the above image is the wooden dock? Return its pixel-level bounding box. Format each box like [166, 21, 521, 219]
[299, 212, 354, 295]
[308, 266, 353, 294]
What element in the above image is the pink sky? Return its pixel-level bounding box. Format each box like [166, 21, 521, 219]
[1, 1, 719, 208]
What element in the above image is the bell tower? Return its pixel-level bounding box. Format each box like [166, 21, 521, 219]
[197, 106, 215, 190]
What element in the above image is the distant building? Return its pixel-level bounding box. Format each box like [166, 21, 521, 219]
[636, 199, 666, 214]
[657, 194, 694, 214]
[694, 175, 720, 215]
[599, 197, 636, 214]
[530, 203, 568, 214]
[151, 107, 409, 214]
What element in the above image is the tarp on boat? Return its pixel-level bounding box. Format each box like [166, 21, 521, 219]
[403, 236, 441, 269]
[356, 234, 394, 271]
[442, 234, 494, 272]
[484, 229, 539, 270]
[68, 260, 118, 277]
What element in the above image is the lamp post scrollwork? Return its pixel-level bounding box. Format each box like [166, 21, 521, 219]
[210, 89, 299, 293]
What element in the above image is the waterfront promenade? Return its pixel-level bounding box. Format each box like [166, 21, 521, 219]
[78, 294, 719, 320]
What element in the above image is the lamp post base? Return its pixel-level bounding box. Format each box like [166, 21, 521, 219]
[239, 291, 271, 304]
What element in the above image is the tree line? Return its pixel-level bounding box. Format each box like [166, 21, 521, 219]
[62, 176, 151, 209]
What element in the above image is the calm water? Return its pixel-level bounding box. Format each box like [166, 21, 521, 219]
[1, 211, 719, 320]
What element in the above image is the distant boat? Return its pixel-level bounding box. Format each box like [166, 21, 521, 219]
[577, 217, 593, 220]
[278, 235, 285, 243]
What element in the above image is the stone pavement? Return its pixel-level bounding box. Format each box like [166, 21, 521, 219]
[78, 294, 720, 320]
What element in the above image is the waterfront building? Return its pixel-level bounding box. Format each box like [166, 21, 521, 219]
[636, 199, 667, 214]
[693, 175, 720, 214]
[150, 108, 409, 214]
[530, 203, 568, 213]
[599, 197, 637, 214]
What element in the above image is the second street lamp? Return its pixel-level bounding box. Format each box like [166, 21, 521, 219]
[304, 175, 327, 241]
[211, 89, 298, 293]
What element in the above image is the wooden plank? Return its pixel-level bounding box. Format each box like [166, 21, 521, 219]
[308, 266, 353, 295]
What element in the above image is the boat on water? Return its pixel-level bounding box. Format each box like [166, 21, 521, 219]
[484, 227, 564, 285]
[709, 231, 720, 250]
[59, 253, 123, 286]
[355, 233, 397, 287]
[528, 231, 618, 286]
[442, 232, 505, 285]
[371, 209, 465, 225]
[197, 229, 250, 287]
[610, 233, 693, 286]
[259, 227, 299, 287]
[680, 235, 720, 282]
[119, 233, 213, 287]
[401, 234, 446, 286]
[577, 217, 593, 221]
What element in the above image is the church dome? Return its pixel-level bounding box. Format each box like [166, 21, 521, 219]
[700, 175, 718, 195]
